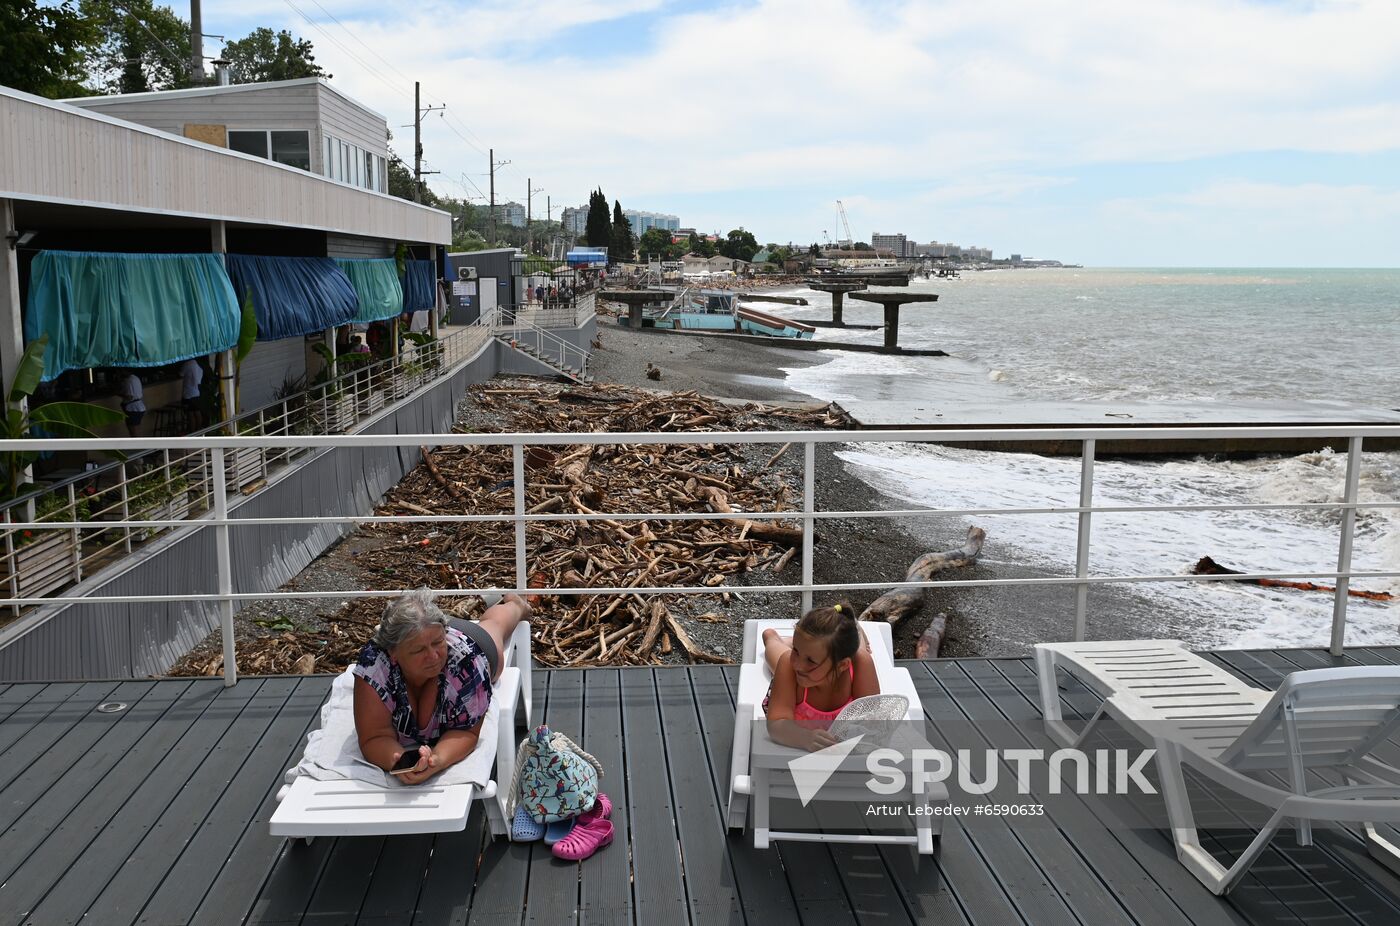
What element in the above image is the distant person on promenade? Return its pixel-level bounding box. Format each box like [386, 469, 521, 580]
[352, 589, 531, 784]
[118, 371, 145, 438]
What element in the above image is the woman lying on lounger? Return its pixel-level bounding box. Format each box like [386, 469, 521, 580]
[762, 602, 879, 752]
[352, 588, 530, 784]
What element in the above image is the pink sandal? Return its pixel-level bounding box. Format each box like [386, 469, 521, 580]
[551, 816, 613, 861]
[581, 792, 612, 822]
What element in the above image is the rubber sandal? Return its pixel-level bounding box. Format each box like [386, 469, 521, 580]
[543, 817, 576, 845]
[511, 805, 544, 842]
[551, 817, 614, 861]
[580, 792, 612, 822]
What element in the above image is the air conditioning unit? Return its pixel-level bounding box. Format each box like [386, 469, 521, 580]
[457, 266, 478, 281]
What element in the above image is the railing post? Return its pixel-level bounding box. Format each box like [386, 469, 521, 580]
[1330, 436, 1364, 656]
[118, 461, 132, 554]
[210, 447, 238, 686]
[68, 483, 82, 581]
[1074, 439, 1096, 641]
[513, 443, 527, 593]
[802, 440, 815, 615]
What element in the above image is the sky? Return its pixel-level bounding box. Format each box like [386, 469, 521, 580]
[196, 0, 1400, 266]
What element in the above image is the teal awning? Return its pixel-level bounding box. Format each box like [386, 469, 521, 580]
[24, 251, 241, 381]
[334, 258, 404, 323]
[224, 254, 359, 340]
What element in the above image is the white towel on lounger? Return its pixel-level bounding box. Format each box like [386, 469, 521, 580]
[277, 667, 498, 801]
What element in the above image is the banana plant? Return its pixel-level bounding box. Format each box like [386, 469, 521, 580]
[1, 335, 125, 502]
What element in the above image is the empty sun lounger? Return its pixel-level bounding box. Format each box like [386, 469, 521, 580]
[270, 621, 531, 840]
[726, 618, 941, 855]
[1035, 639, 1400, 893]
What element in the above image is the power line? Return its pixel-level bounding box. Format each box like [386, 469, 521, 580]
[280, 0, 409, 99]
[302, 0, 417, 88]
[110, 1, 187, 73]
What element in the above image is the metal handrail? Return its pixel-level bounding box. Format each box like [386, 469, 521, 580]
[488, 307, 591, 378]
[2, 425, 1398, 686]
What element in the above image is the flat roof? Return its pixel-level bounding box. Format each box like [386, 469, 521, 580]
[1, 86, 449, 245]
[61, 76, 388, 125]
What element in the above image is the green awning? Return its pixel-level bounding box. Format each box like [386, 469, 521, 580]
[24, 251, 241, 381]
[334, 258, 405, 323]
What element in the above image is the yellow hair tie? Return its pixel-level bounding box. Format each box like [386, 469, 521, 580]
[833, 604, 842, 613]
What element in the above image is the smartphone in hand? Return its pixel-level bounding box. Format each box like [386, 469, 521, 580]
[390, 746, 426, 775]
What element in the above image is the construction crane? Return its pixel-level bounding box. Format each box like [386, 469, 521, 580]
[836, 200, 855, 248]
[821, 229, 833, 247]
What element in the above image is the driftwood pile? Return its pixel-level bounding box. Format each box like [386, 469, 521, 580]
[192, 381, 851, 674]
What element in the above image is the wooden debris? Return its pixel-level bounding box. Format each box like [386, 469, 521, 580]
[861, 526, 987, 636]
[1192, 556, 1395, 601]
[185, 378, 853, 674]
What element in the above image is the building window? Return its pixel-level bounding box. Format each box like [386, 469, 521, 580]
[324, 136, 335, 179]
[228, 129, 311, 172]
[228, 130, 268, 159]
[270, 131, 310, 170]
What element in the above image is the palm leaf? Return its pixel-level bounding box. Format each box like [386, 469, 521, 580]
[8, 334, 49, 404]
[235, 292, 258, 365]
[29, 401, 125, 430]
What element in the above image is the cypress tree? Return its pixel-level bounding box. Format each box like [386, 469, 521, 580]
[610, 200, 635, 263]
[585, 188, 611, 249]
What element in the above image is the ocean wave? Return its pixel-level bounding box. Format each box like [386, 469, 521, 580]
[834, 443, 1400, 649]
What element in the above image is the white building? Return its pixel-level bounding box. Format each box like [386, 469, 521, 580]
[871, 233, 910, 257]
[65, 77, 391, 194]
[497, 201, 526, 228]
[624, 210, 680, 234]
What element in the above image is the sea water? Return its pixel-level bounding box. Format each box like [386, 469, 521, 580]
[777, 268, 1400, 649]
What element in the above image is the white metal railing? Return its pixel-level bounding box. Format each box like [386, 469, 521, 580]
[3, 425, 1398, 685]
[0, 323, 495, 612]
[487, 308, 591, 379]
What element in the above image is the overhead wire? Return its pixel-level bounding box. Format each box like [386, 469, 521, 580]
[280, 0, 545, 205]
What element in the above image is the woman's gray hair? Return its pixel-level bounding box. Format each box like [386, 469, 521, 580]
[372, 588, 450, 651]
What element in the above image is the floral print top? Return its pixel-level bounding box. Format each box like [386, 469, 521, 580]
[352, 627, 493, 747]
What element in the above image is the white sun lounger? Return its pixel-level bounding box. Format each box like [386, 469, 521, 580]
[1035, 639, 1400, 894]
[726, 618, 941, 854]
[270, 621, 531, 840]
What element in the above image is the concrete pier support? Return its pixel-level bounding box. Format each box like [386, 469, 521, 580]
[849, 291, 940, 352]
[805, 281, 867, 326]
[600, 290, 668, 328]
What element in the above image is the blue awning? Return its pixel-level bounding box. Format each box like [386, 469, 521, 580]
[223, 254, 360, 341]
[334, 259, 405, 323]
[401, 259, 437, 312]
[24, 251, 240, 381]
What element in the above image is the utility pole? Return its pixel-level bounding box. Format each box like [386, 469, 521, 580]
[487, 149, 511, 243]
[412, 81, 445, 203]
[526, 178, 531, 253]
[189, 0, 204, 83]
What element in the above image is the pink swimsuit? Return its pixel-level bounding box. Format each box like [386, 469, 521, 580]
[764, 664, 855, 730]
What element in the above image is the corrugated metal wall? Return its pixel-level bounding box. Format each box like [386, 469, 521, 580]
[0, 339, 502, 681]
[240, 338, 308, 410]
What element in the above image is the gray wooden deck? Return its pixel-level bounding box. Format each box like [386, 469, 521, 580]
[2, 648, 1400, 925]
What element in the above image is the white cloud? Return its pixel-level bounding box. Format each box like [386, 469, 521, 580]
[205, 0, 1400, 260]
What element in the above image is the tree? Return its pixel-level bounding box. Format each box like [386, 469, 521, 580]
[688, 232, 716, 258]
[222, 28, 325, 84]
[809, 243, 820, 256]
[636, 228, 674, 261]
[80, 0, 191, 94]
[584, 189, 611, 249]
[719, 227, 760, 262]
[610, 201, 635, 263]
[0, 0, 95, 97]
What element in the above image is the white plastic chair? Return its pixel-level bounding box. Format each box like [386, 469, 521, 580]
[1035, 639, 1400, 894]
[270, 621, 531, 840]
[725, 618, 941, 854]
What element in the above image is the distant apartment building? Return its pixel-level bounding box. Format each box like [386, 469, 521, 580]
[497, 201, 526, 228]
[871, 233, 910, 257]
[66, 77, 390, 194]
[561, 206, 588, 237]
[625, 210, 680, 234]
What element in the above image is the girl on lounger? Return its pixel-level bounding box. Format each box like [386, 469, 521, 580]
[762, 602, 879, 752]
[352, 589, 530, 784]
